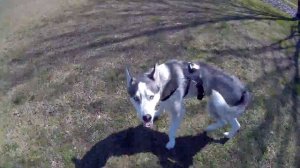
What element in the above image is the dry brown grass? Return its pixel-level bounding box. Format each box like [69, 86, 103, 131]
[0, 0, 88, 49]
[0, 0, 299, 167]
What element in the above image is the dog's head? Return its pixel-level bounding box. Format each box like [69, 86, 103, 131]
[125, 64, 161, 128]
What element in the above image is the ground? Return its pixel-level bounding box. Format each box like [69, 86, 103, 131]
[0, 0, 299, 167]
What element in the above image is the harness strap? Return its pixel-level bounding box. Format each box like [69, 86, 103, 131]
[161, 88, 177, 101]
[161, 79, 191, 102]
[196, 80, 205, 100]
[183, 79, 191, 98]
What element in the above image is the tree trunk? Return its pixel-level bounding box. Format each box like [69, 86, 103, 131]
[297, 0, 300, 19]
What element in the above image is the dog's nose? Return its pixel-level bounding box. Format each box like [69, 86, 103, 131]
[142, 114, 152, 122]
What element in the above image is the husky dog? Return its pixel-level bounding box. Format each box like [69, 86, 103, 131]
[186, 62, 251, 139]
[125, 60, 203, 149]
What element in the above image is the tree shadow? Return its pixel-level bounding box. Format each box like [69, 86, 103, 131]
[2, 1, 299, 166]
[38, 0, 293, 58]
[230, 20, 300, 167]
[251, 20, 299, 168]
[70, 2, 299, 167]
[73, 125, 228, 168]
[0, 0, 290, 112]
[291, 20, 299, 168]
[5, 0, 294, 92]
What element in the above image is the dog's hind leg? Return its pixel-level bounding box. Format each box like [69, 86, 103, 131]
[223, 118, 240, 138]
[205, 119, 226, 132]
[205, 94, 227, 132]
[166, 100, 185, 150]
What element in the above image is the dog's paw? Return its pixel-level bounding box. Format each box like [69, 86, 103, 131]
[223, 132, 233, 138]
[165, 140, 175, 150]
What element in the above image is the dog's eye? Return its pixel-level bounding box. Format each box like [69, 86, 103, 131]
[149, 95, 154, 100]
[133, 96, 140, 102]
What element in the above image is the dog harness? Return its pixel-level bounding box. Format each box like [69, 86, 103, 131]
[160, 79, 192, 102]
[196, 80, 205, 100]
[160, 88, 177, 101]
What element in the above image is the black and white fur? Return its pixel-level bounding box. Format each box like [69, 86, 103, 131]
[126, 60, 200, 149]
[187, 61, 251, 139]
[125, 59, 251, 150]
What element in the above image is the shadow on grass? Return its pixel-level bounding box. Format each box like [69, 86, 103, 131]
[73, 125, 228, 168]
[71, 2, 299, 167]
[2, 0, 299, 166]
[37, 0, 293, 59]
[5, 0, 295, 92]
[254, 20, 299, 168]
[231, 20, 300, 167]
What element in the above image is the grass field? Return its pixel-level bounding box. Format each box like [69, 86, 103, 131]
[0, 0, 299, 167]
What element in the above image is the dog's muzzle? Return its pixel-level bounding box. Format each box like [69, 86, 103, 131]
[142, 114, 151, 123]
[142, 114, 153, 128]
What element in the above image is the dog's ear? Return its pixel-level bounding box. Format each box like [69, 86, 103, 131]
[148, 63, 159, 81]
[125, 66, 135, 87]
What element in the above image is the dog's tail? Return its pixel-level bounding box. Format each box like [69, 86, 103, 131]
[210, 89, 251, 118]
[229, 90, 251, 117]
[236, 90, 251, 108]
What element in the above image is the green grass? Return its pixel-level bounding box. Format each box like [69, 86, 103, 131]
[283, 0, 298, 8]
[0, 0, 299, 167]
[238, 0, 291, 17]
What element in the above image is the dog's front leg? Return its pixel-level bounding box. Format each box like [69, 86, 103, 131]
[166, 101, 185, 150]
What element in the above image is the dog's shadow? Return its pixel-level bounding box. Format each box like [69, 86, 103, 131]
[73, 125, 228, 168]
